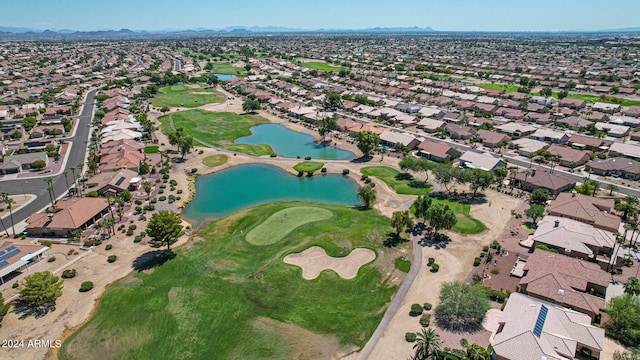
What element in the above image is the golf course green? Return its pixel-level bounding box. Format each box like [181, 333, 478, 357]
[151, 85, 223, 109]
[59, 203, 405, 360]
[246, 206, 333, 246]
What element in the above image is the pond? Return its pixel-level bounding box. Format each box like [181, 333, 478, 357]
[182, 164, 362, 226]
[235, 124, 355, 160]
[214, 74, 237, 81]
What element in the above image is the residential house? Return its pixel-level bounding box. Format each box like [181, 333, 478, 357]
[567, 135, 610, 152]
[416, 118, 445, 133]
[609, 142, 640, 160]
[559, 98, 587, 110]
[514, 167, 576, 196]
[526, 112, 552, 125]
[532, 215, 615, 262]
[476, 129, 510, 148]
[490, 293, 604, 360]
[417, 141, 461, 162]
[547, 192, 620, 233]
[458, 150, 506, 171]
[26, 198, 110, 237]
[379, 131, 420, 149]
[547, 144, 590, 167]
[335, 118, 359, 132]
[100, 139, 144, 155]
[85, 169, 140, 197]
[595, 122, 629, 138]
[509, 138, 549, 157]
[519, 250, 609, 321]
[585, 157, 640, 180]
[0, 242, 50, 284]
[1, 152, 48, 174]
[592, 102, 621, 114]
[495, 122, 536, 138]
[531, 129, 570, 144]
[98, 150, 145, 172]
[444, 123, 476, 140]
[556, 116, 592, 130]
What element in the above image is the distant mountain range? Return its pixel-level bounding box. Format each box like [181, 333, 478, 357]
[0, 25, 638, 40]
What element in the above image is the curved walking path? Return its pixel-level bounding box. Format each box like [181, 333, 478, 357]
[357, 230, 422, 360]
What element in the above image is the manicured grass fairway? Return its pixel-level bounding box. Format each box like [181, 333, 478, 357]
[207, 61, 244, 75]
[151, 85, 223, 109]
[361, 166, 432, 195]
[361, 166, 484, 234]
[300, 61, 343, 72]
[475, 83, 519, 93]
[202, 154, 228, 167]
[59, 203, 401, 360]
[293, 161, 325, 174]
[394, 256, 411, 273]
[246, 206, 333, 246]
[159, 110, 273, 156]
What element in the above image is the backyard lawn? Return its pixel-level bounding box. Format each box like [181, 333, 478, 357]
[143, 146, 159, 154]
[207, 61, 244, 75]
[159, 110, 273, 156]
[151, 85, 223, 109]
[59, 203, 404, 360]
[475, 83, 520, 93]
[293, 161, 324, 174]
[361, 166, 485, 234]
[299, 61, 342, 72]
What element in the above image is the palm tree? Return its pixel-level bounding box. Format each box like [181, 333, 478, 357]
[624, 277, 640, 296]
[62, 171, 70, 193]
[609, 231, 624, 271]
[70, 166, 77, 196]
[0, 215, 9, 237]
[103, 217, 115, 238]
[522, 169, 532, 190]
[607, 184, 619, 196]
[44, 177, 56, 205]
[115, 197, 125, 221]
[142, 181, 152, 201]
[46, 186, 56, 212]
[412, 328, 441, 360]
[591, 180, 601, 196]
[1, 193, 16, 236]
[76, 175, 83, 197]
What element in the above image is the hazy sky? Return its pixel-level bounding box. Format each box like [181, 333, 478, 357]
[1, 0, 639, 32]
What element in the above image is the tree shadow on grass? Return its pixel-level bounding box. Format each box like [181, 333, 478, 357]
[12, 299, 56, 320]
[132, 250, 176, 272]
[383, 233, 409, 248]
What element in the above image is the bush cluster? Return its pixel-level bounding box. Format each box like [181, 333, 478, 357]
[61, 269, 77, 278]
[107, 255, 117, 263]
[79, 281, 93, 292]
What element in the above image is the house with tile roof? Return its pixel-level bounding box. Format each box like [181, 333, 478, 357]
[514, 167, 576, 196]
[519, 250, 609, 321]
[0, 241, 50, 284]
[459, 150, 506, 171]
[547, 192, 620, 232]
[490, 293, 604, 360]
[26, 198, 110, 237]
[586, 157, 640, 180]
[417, 140, 461, 162]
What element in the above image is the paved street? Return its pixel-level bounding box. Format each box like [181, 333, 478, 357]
[0, 89, 98, 225]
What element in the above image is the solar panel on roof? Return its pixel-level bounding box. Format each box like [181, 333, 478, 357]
[0, 247, 20, 262]
[533, 304, 548, 338]
[0, 260, 8, 268]
[114, 176, 126, 187]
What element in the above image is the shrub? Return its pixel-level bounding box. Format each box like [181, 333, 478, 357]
[191, 168, 198, 173]
[162, 174, 170, 180]
[48, 256, 56, 262]
[270, 154, 277, 157]
[428, 257, 435, 265]
[135, 200, 142, 205]
[491, 267, 500, 274]
[12, 282, 18, 289]
[423, 303, 433, 311]
[431, 263, 440, 272]
[405, 332, 417, 343]
[150, 198, 157, 204]
[342, 169, 350, 175]
[105, 244, 112, 251]
[126, 229, 134, 236]
[177, 189, 183, 194]
[159, 196, 167, 201]
[107, 255, 117, 263]
[84, 239, 102, 247]
[321, 167, 327, 173]
[79, 281, 94, 292]
[304, 156, 311, 160]
[297, 171, 304, 177]
[419, 314, 431, 327]
[411, 303, 424, 316]
[61, 269, 77, 278]
[361, 174, 369, 181]
[169, 179, 177, 186]
[86, 191, 99, 197]
[41, 241, 52, 248]
[483, 245, 489, 252]
[158, 189, 164, 194]
[159, 184, 167, 189]
[128, 224, 137, 230]
[134, 235, 143, 243]
[473, 257, 481, 266]
[135, 205, 143, 212]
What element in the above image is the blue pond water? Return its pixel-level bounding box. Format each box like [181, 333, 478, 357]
[214, 74, 237, 81]
[235, 124, 355, 160]
[182, 164, 361, 226]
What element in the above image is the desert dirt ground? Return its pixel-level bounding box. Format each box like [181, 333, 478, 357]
[283, 246, 376, 280]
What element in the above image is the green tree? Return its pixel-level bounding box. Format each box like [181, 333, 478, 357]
[433, 165, 456, 192]
[146, 210, 184, 252]
[356, 131, 379, 157]
[391, 210, 412, 238]
[318, 114, 337, 145]
[21, 116, 37, 131]
[138, 160, 150, 175]
[412, 328, 442, 360]
[19, 271, 63, 307]
[324, 92, 341, 110]
[0, 292, 9, 326]
[530, 188, 550, 205]
[466, 169, 494, 196]
[624, 277, 640, 296]
[525, 204, 545, 226]
[494, 166, 508, 184]
[120, 190, 132, 203]
[31, 159, 46, 169]
[427, 203, 457, 234]
[242, 99, 260, 113]
[399, 156, 416, 174]
[142, 181, 152, 201]
[414, 195, 433, 224]
[604, 294, 640, 346]
[177, 133, 194, 159]
[614, 350, 640, 360]
[608, 183, 619, 196]
[435, 281, 490, 331]
[357, 185, 376, 209]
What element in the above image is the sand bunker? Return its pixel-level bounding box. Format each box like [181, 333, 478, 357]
[283, 246, 376, 280]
